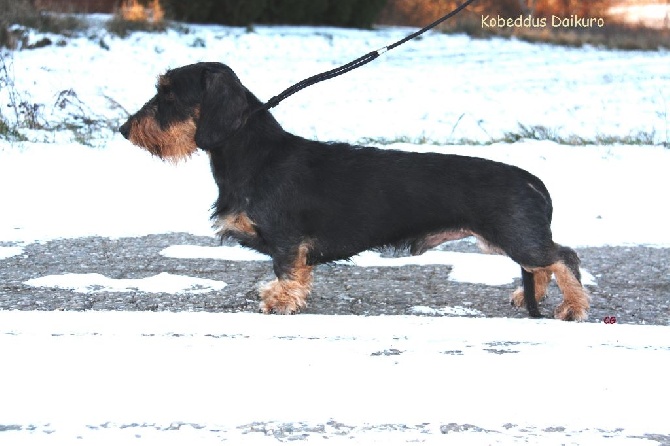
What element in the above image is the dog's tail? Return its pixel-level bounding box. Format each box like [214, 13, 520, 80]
[556, 244, 582, 283]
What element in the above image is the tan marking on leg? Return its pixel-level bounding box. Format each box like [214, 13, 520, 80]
[127, 115, 198, 163]
[260, 243, 313, 315]
[510, 268, 553, 307]
[214, 213, 257, 238]
[534, 268, 552, 299]
[550, 262, 590, 321]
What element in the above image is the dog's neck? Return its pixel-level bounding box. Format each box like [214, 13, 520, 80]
[206, 107, 293, 218]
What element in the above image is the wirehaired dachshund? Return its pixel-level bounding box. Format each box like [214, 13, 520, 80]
[119, 62, 589, 320]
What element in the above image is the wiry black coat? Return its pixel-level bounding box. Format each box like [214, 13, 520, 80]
[194, 63, 553, 267]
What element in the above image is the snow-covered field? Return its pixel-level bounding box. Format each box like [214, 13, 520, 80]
[1, 17, 669, 444]
[1, 311, 669, 445]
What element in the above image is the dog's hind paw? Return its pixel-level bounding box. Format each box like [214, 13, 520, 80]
[258, 279, 309, 315]
[259, 297, 303, 315]
[554, 302, 588, 322]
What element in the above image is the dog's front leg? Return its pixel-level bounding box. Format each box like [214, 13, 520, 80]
[259, 243, 313, 314]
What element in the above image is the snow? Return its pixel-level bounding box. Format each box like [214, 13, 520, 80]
[411, 304, 484, 316]
[0, 246, 24, 259]
[1, 311, 669, 444]
[25, 271, 226, 294]
[1, 17, 669, 444]
[161, 244, 272, 262]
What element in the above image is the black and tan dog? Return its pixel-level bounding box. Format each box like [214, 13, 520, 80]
[119, 62, 589, 321]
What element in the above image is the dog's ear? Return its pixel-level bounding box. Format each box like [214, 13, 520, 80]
[195, 68, 249, 150]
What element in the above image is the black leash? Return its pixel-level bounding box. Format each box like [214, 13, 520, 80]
[259, 0, 478, 111]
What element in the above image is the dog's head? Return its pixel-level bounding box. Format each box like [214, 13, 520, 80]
[119, 62, 252, 162]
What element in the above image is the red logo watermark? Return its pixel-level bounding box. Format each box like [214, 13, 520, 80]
[603, 316, 617, 324]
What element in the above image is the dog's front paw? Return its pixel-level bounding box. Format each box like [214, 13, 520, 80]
[258, 279, 308, 315]
[510, 287, 548, 308]
[554, 302, 588, 322]
[510, 287, 525, 308]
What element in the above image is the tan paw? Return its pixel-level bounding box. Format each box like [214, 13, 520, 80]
[258, 279, 308, 315]
[510, 287, 547, 308]
[510, 287, 525, 307]
[554, 302, 588, 321]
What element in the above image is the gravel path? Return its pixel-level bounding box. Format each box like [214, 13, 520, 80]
[1, 233, 668, 325]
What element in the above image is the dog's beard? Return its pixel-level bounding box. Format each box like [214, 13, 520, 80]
[128, 116, 198, 163]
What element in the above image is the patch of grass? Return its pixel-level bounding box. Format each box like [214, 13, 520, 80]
[0, 51, 23, 140]
[47, 89, 126, 146]
[1, 0, 86, 49]
[594, 131, 658, 146]
[0, 115, 27, 141]
[106, 0, 167, 38]
[106, 15, 167, 38]
[501, 125, 659, 146]
[358, 135, 442, 145]
[1, 51, 124, 146]
[35, 14, 87, 36]
[501, 124, 556, 143]
[1, 0, 35, 49]
[357, 135, 489, 146]
[358, 124, 663, 147]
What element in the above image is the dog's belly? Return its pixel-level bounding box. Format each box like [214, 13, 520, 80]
[410, 229, 472, 255]
[304, 228, 479, 265]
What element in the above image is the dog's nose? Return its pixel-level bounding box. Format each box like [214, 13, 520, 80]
[119, 121, 130, 139]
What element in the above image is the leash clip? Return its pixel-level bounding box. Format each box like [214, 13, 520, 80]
[375, 46, 389, 56]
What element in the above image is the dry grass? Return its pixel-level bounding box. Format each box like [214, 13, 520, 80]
[120, 0, 164, 23]
[107, 0, 166, 37]
[1, 0, 86, 48]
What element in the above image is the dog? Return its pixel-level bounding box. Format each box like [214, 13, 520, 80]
[119, 62, 590, 321]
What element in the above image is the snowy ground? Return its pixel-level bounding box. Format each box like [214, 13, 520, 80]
[1, 18, 669, 444]
[2, 311, 670, 445]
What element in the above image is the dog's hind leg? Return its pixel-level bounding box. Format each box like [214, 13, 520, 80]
[511, 244, 588, 321]
[510, 268, 552, 314]
[497, 230, 587, 320]
[550, 245, 589, 321]
[516, 268, 543, 318]
[259, 242, 313, 315]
